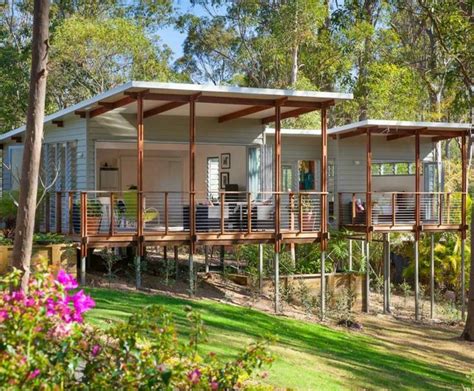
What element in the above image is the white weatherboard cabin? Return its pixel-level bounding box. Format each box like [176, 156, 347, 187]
[0, 82, 470, 318]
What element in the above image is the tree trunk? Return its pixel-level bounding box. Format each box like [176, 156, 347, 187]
[462, 200, 474, 340]
[12, 0, 50, 291]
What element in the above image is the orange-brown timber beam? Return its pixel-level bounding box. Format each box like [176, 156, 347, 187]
[338, 128, 367, 140]
[386, 131, 412, 141]
[91, 96, 136, 118]
[218, 105, 270, 123]
[144, 101, 187, 119]
[261, 107, 316, 125]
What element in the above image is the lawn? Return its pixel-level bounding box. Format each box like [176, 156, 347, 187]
[86, 288, 470, 390]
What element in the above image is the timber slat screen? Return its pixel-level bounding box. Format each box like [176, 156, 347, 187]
[40, 190, 325, 243]
[338, 191, 465, 231]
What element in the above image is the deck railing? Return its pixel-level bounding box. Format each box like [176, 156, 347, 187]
[338, 191, 464, 228]
[39, 190, 325, 237]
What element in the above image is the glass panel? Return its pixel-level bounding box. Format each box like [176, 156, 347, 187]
[207, 157, 219, 201]
[248, 146, 261, 197]
[282, 165, 293, 192]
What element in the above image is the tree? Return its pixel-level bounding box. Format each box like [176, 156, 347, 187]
[12, 0, 50, 290]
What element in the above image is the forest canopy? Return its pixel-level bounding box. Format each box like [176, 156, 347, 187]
[0, 0, 472, 131]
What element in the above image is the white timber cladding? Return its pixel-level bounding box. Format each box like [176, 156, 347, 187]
[42, 117, 87, 190]
[335, 134, 434, 193]
[86, 113, 265, 190]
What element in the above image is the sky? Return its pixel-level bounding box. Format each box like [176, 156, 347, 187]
[157, 0, 212, 60]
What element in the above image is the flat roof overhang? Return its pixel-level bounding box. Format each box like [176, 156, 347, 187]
[0, 81, 352, 142]
[329, 119, 471, 142]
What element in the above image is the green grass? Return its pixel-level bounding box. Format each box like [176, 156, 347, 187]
[86, 288, 469, 390]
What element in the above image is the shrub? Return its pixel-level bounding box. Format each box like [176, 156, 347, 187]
[0, 266, 273, 389]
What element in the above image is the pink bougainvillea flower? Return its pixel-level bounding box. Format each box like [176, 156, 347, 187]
[57, 270, 78, 290]
[0, 309, 8, 322]
[91, 344, 101, 357]
[188, 369, 201, 385]
[210, 381, 219, 390]
[24, 297, 36, 307]
[27, 369, 40, 380]
[11, 290, 25, 302]
[70, 290, 95, 315]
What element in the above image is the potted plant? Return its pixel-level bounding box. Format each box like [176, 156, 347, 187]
[87, 199, 103, 234]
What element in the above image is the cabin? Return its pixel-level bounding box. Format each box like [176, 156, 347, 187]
[0, 82, 470, 319]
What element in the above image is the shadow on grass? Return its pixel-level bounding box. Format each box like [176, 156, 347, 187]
[86, 288, 469, 390]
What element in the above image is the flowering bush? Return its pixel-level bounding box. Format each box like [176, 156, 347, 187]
[0, 266, 273, 389]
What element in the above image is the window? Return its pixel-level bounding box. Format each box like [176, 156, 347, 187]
[8, 145, 24, 190]
[282, 165, 293, 192]
[372, 162, 420, 176]
[207, 157, 219, 200]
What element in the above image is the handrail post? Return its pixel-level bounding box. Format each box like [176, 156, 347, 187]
[338, 192, 342, 227]
[164, 192, 169, 235]
[289, 192, 295, 232]
[298, 193, 303, 232]
[220, 192, 225, 234]
[446, 193, 451, 224]
[110, 192, 114, 236]
[56, 191, 62, 233]
[351, 193, 356, 223]
[391, 193, 396, 226]
[80, 192, 87, 238]
[68, 192, 73, 235]
[247, 192, 252, 234]
[439, 193, 443, 225]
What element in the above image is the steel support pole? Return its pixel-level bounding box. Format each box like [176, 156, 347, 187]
[365, 240, 370, 313]
[461, 237, 466, 320]
[274, 251, 280, 313]
[135, 255, 141, 289]
[189, 247, 194, 296]
[204, 245, 209, 273]
[321, 251, 326, 320]
[414, 238, 420, 320]
[174, 246, 179, 280]
[387, 233, 391, 312]
[383, 233, 388, 314]
[349, 239, 353, 271]
[259, 244, 264, 293]
[430, 234, 435, 319]
[80, 244, 87, 286]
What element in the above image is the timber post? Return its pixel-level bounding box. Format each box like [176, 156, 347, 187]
[274, 99, 283, 313]
[320, 107, 328, 320]
[461, 132, 467, 320]
[136, 92, 144, 290]
[188, 94, 198, 296]
[414, 130, 421, 320]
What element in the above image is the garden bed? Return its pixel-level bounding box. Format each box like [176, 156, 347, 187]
[228, 272, 366, 312]
[0, 243, 77, 277]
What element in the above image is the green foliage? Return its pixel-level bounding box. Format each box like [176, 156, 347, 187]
[32, 232, 70, 245]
